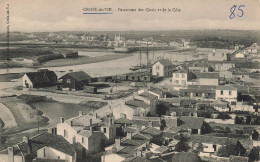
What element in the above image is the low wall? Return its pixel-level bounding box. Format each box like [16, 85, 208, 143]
[205, 118, 235, 124]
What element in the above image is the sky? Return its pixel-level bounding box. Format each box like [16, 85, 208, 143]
[0, 0, 260, 32]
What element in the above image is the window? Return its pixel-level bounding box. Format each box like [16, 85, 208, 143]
[175, 74, 179, 78]
[213, 145, 217, 151]
[182, 74, 185, 78]
[220, 90, 223, 95]
[176, 80, 179, 84]
[181, 80, 186, 86]
[58, 156, 60, 159]
[196, 93, 199, 97]
[156, 66, 160, 70]
[103, 128, 107, 133]
[82, 137, 84, 144]
[67, 79, 71, 84]
[229, 91, 232, 95]
[64, 130, 68, 138]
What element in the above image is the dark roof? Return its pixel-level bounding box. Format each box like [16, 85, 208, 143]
[178, 117, 204, 129]
[1, 133, 75, 159]
[25, 70, 57, 84]
[126, 99, 149, 109]
[115, 118, 132, 125]
[170, 108, 197, 114]
[140, 127, 162, 136]
[60, 71, 92, 81]
[139, 92, 158, 100]
[195, 72, 219, 79]
[157, 59, 173, 66]
[131, 117, 161, 127]
[172, 152, 202, 162]
[238, 140, 254, 150]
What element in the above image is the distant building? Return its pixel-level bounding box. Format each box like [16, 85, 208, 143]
[172, 70, 197, 87]
[215, 85, 237, 103]
[0, 133, 76, 162]
[179, 85, 216, 100]
[152, 59, 175, 77]
[196, 72, 219, 86]
[188, 63, 212, 72]
[191, 135, 237, 156]
[59, 71, 92, 91]
[23, 69, 57, 88]
[57, 112, 115, 154]
[208, 50, 228, 62]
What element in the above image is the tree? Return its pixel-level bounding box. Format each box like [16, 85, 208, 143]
[156, 101, 169, 116]
[193, 142, 204, 154]
[248, 147, 260, 162]
[216, 113, 231, 120]
[217, 142, 239, 157]
[175, 135, 190, 152]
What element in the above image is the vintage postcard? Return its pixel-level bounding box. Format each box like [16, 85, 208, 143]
[0, 0, 260, 162]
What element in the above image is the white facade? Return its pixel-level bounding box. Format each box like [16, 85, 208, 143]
[198, 78, 219, 86]
[37, 146, 75, 162]
[215, 89, 237, 103]
[235, 53, 245, 58]
[152, 61, 174, 77]
[172, 72, 187, 86]
[22, 74, 33, 88]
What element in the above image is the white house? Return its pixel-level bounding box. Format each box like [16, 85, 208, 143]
[196, 72, 219, 86]
[56, 112, 109, 154]
[0, 133, 76, 162]
[215, 85, 237, 103]
[235, 52, 245, 58]
[152, 59, 175, 77]
[172, 70, 197, 87]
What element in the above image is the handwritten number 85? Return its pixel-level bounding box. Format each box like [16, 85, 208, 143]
[230, 5, 245, 19]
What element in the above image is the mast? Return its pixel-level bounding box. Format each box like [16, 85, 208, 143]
[139, 51, 142, 66]
[146, 42, 149, 65]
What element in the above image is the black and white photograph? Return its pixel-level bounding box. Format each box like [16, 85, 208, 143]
[0, 0, 260, 161]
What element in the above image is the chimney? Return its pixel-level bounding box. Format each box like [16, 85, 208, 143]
[60, 117, 64, 123]
[70, 120, 73, 126]
[79, 111, 83, 116]
[109, 116, 114, 126]
[115, 138, 121, 150]
[127, 132, 132, 139]
[23, 136, 29, 143]
[23, 136, 32, 154]
[8, 147, 14, 162]
[90, 126, 93, 135]
[90, 119, 92, 125]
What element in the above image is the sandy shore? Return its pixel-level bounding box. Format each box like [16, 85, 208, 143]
[41, 54, 132, 67]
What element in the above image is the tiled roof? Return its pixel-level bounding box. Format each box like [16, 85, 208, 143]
[1, 133, 75, 160]
[25, 70, 57, 84]
[157, 59, 173, 66]
[164, 117, 178, 128]
[115, 118, 132, 125]
[131, 118, 161, 127]
[154, 146, 168, 153]
[196, 72, 219, 79]
[126, 99, 149, 109]
[191, 135, 237, 145]
[139, 92, 158, 100]
[170, 108, 197, 113]
[60, 71, 92, 81]
[216, 85, 237, 90]
[123, 156, 152, 162]
[178, 117, 204, 129]
[140, 127, 162, 136]
[162, 131, 177, 139]
[238, 140, 254, 150]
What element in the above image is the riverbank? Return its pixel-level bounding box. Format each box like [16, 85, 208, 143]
[41, 53, 132, 67]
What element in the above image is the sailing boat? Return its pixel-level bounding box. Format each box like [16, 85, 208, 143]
[129, 51, 145, 71]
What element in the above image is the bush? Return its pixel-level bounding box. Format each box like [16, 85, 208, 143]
[217, 142, 239, 157]
[216, 113, 231, 120]
[37, 54, 64, 63]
